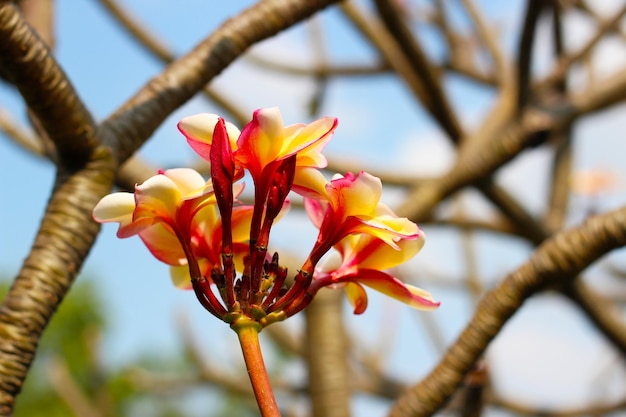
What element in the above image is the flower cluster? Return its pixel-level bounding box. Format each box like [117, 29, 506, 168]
[93, 107, 439, 327]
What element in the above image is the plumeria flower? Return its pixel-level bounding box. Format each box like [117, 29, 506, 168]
[95, 109, 438, 327]
[92, 168, 247, 288]
[310, 233, 439, 314]
[304, 171, 419, 265]
[300, 171, 439, 314]
[268, 170, 438, 316]
[178, 107, 337, 198]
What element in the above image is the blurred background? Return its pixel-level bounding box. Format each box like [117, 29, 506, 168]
[2, 0, 626, 416]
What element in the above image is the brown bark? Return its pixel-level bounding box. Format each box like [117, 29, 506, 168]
[388, 207, 626, 417]
[306, 289, 351, 417]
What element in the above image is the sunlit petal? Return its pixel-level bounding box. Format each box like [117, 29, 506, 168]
[351, 233, 425, 270]
[139, 223, 186, 266]
[304, 197, 328, 229]
[134, 174, 182, 222]
[344, 282, 368, 315]
[178, 113, 240, 161]
[282, 117, 337, 161]
[343, 269, 440, 311]
[93, 192, 135, 225]
[170, 265, 192, 289]
[236, 107, 285, 173]
[293, 167, 329, 199]
[162, 168, 208, 197]
[231, 205, 254, 243]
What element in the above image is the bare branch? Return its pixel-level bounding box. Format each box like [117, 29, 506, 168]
[459, 0, 508, 83]
[339, 3, 436, 121]
[561, 278, 626, 356]
[570, 69, 626, 115]
[0, 2, 98, 165]
[398, 107, 554, 221]
[0, 107, 44, 156]
[246, 53, 390, 77]
[374, 0, 464, 142]
[102, 0, 341, 164]
[389, 206, 626, 417]
[539, 4, 626, 91]
[17, 0, 54, 48]
[516, 0, 545, 112]
[305, 290, 351, 417]
[95, 0, 249, 126]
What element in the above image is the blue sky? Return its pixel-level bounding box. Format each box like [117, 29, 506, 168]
[2, 1, 626, 415]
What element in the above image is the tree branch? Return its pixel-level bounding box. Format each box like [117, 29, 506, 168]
[516, 0, 544, 112]
[306, 290, 351, 417]
[389, 206, 626, 417]
[95, 0, 249, 126]
[0, 1, 98, 166]
[374, 0, 464, 142]
[102, 0, 341, 164]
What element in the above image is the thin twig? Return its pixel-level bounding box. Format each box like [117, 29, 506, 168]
[95, 0, 249, 126]
[459, 0, 508, 85]
[103, 0, 342, 164]
[374, 0, 464, 142]
[516, 0, 545, 112]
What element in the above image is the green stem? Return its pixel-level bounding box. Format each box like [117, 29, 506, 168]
[234, 320, 281, 417]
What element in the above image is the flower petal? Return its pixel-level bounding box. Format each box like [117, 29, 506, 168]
[344, 282, 368, 314]
[178, 113, 240, 162]
[236, 107, 285, 174]
[293, 167, 329, 199]
[342, 269, 440, 311]
[92, 192, 136, 237]
[162, 168, 208, 197]
[327, 172, 382, 218]
[350, 233, 425, 271]
[93, 192, 134, 223]
[231, 205, 254, 243]
[139, 223, 187, 266]
[282, 117, 337, 164]
[134, 174, 182, 224]
[170, 265, 192, 289]
[304, 196, 328, 230]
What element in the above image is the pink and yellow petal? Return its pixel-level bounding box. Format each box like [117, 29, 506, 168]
[346, 269, 440, 311]
[304, 197, 328, 229]
[344, 282, 369, 315]
[139, 223, 187, 266]
[170, 265, 192, 289]
[169, 259, 211, 289]
[351, 234, 424, 270]
[327, 172, 381, 217]
[162, 168, 208, 197]
[231, 205, 254, 243]
[293, 167, 329, 199]
[177, 113, 240, 161]
[347, 219, 408, 249]
[92, 192, 136, 237]
[237, 107, 285, 171]
[281, 117, 337, 159]
[134, 174, 183, 222]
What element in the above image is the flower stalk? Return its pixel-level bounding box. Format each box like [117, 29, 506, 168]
[233, 318, 281, 417]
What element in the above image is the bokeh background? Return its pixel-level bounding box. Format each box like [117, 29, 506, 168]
[2, 1, 626, 416]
